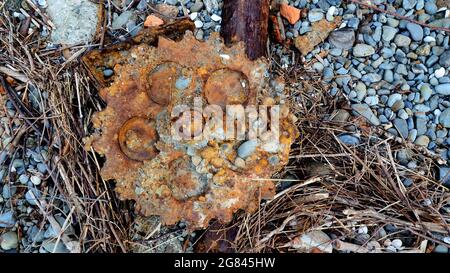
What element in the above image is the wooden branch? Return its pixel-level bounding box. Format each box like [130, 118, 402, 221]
[220, 0, 270, 60]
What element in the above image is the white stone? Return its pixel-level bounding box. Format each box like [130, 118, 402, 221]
[30, 175, 42, 186]
[211, 14, 222, 22]
[391, 239, 403, 249]
[234, 157, 246, 168]
[326, 6, 336, 22]
[189, 12, 198, 20]
[444, 237, 450, 244]
[0, 232, 18, 250]
[357, 225, 368, 234]
[194, 20, 204, 28]
[38, 0, 47, 7]
[424, 36, 436, 42]
[435, 67, 446, 78]
[289, 231, 333, 253]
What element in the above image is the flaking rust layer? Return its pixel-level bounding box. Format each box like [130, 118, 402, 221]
[85, 31, 299, 229]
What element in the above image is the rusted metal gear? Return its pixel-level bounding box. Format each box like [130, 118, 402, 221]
[85, 32, 298, 229]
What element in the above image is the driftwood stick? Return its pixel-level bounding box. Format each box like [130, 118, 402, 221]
[220, 0, 270, 60]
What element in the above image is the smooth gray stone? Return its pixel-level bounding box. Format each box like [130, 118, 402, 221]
[337, 134, 360, 145]
[394, 118, 409, 139]
[353, 44, 375, 57]
[352, 104, 380, 125]
[436, 84, 450, 95]
[406, 23, 423, 41]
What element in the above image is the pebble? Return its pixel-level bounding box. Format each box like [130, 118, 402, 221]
[293, 231, 332, 253]
[0, 231, 18, 250]
[234, 157, 246, 168]
[397, 148, 413, 164]
[25, 188, 41, 206]
[406, 23, 423, 41]
[353, 44, 375, 57]
[382, 26, 397, 42]
[112, 10, 135, 30]
[190, 1, 204, 12]
[420, 84, 433, 101]
[414, 135, 430, 146]
[425, 1, 438, 14]
[328, 29, 355, 50]
[210, 14, 221, 22]
[46, 0, 98, 44]
[326, 6, 336, 22]
[308, 9, 324, 22]
[391, 239, 403, 249]
[435, 68, 446, 79]
[237, 140, 258, 159]
[0, 210, 16, 228]
[18, 174, 29, 184]
[439, 108, 450, 128]
[387, 93, 402, 107]
[103, 69, 114, 78]
[312, 62, 324, 72]
[424, 36, 436, 43]
[439, 166, 450, 185]
[351, 104, 380, 125]
[439, 51, 450, 68]
[189, 12, 198, 20]
[29, 226, 45, 243]
[364, 96, 379, 106]
[175, 76, 191, 90]
[30, 175, 42, 186]
[394, 34, 412, 47]
[434, 245, 449, 253]
[194, 20, 203, 28]
[402, 177, 413, 187]
[394, 118, 409, 139]
[332, 109, 350, 122]
[337, 134, 360, 145]
[41, 239, 69, 253]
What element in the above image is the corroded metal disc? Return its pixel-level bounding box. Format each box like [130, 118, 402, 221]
[85, 32, 298, 229]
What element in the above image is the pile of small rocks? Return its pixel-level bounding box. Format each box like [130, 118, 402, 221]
[108, 0, 224, 41]
[278, 0, 450, 187]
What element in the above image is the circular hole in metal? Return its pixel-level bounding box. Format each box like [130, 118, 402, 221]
[147, 62, 182, 106]
[204, 69, 249, 108]
[118, 117, 159, 161]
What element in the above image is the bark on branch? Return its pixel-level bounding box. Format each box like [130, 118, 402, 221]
[220, 0, 270, 60]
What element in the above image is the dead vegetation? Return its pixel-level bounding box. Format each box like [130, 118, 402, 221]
[1, 3, 132, 252]
[193, 55, 450, 253]
[1, 1, 449, 253]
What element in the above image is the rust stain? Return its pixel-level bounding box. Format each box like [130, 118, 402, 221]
[85, 31, 299, 229]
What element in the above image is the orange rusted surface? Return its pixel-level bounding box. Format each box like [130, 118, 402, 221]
[85, 31, 299, 229]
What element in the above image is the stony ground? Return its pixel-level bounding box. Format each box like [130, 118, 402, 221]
[1, 0, 450, 253]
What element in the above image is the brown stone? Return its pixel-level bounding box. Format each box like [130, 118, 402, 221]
[144, 15, 164, 28]
[294, 17, 341, 55]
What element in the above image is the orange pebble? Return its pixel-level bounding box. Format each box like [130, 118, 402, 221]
[144, 15, 164, 27]
[280, 4, 301, 25]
